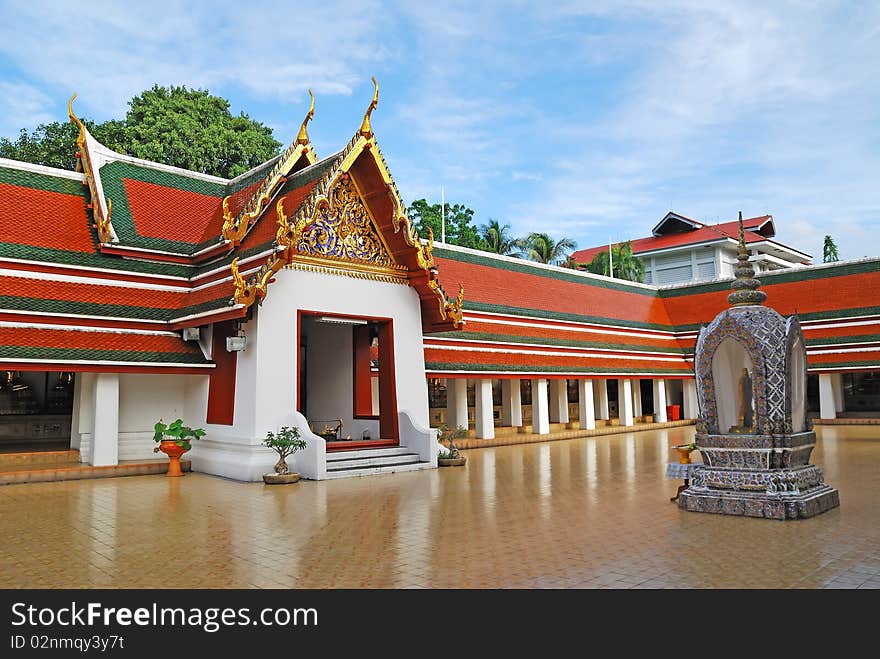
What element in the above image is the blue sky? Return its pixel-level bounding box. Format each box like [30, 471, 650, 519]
[1, 1, 878, 261]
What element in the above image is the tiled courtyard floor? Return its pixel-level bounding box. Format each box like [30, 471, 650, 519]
[0, 426, 877, 589]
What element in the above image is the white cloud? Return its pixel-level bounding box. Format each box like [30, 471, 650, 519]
[0, 0, 390, 121]
[0, 81, 54, 137]
[510, 1, 880, 256]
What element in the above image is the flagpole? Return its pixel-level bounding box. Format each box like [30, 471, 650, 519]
[608, 238, 614, 278]
[441, 186, 446, 244]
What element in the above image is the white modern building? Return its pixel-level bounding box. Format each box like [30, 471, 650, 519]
[572, 212, 813, 285]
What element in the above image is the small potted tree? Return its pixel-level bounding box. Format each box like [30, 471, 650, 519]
[263, 426, 307, 484]
[437, 423, 467, 467]
[153, 418, 206, 477]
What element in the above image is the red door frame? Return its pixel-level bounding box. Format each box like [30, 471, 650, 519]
[296, 310, 398, 452]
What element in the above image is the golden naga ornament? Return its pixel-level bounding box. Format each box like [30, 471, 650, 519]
[230, 256, 282, 308]
[95, 198, 113, 244]
[275, 196, 309, 250]
[444, 284, 465, 324]
[416, 226, 435, 270]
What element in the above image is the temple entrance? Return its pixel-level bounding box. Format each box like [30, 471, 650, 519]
[0, 370, 75, 452]
[297, 312, 398, 451]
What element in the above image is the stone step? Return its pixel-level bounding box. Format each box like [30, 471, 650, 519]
[325, 446, 414, 461]
[0, 459, 190, 486]
[326, 452, 422, 470]
[323, 460, 434, 480]
[0, 449, 80, 468]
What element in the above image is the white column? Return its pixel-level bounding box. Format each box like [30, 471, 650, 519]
[447, 378, 469, 431]
[474, 378, 495, 439]
[832, 373, 845, 413]
[632, 379, 643, 418]
[501, 378, 522, 427]
[531, 378, 550, 435]
[578, 379, 596, 430]
[652, 378, 668, 422]
[69, 373, 83, 449]
[593, 379, 609, 420]
[819, 374, 836, 420]
[682, 379, 698, 420]
[91, 373, 119, 467]
[549, 379, 569, 424]
[620, 378, 634, 427]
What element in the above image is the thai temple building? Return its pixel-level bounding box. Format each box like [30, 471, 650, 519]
[1, 87, 878, 481]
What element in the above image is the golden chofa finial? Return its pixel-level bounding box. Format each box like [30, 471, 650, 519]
[67, 92, 79, 125]
[68, 93, 87, 164]
[359, 76, 379, 139]
[296, 90, 315, 145]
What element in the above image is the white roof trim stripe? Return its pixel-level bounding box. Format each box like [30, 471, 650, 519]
[0, 158, 86, 181]
[0, 320, 180, 336]
[90, 138, 228, 183]
[0, 358, 214, 368]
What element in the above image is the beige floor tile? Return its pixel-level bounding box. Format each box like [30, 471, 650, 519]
[0, 425, 875, 588]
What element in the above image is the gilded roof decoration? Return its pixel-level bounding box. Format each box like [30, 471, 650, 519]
[296, 90, 315, 146]
[220, 95, 319, 246]
[359, 76, 379, 140]
[416, 227, 435, 270]
[292, 175, 397, 270]
[231, 255, 284, 307]
[68, 93, 114, 244]
[221, 84, 464, 329]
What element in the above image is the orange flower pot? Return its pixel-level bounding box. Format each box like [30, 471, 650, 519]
[159, 440, 188, 477]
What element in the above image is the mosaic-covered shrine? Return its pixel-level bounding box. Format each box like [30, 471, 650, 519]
[678, 214, 840, 520]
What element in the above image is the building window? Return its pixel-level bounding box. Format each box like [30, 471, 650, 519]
[427, 379, 447, 409]
[842, 372, 880, 412]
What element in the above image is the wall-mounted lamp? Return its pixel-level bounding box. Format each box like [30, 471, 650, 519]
[226, 332, 247, 352]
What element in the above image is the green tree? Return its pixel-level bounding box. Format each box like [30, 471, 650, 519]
[479, 219, 520, 256]
[0, 119, 126, 171]
[520, 232, 577, 265]
[0, 85, 281, 178]
[407, 198, 483, 249]
[822, 235, 840, 263]
[585, 241, 646, 282]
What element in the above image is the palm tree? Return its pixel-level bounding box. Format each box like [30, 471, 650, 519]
[613, 241, 646, 282]
[823, 235, 840, 263]
[585, 241, 645, 282]
[479, 219, 520, 256]
[521, 232, 577, 265]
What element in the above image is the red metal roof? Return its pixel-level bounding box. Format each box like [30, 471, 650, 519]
[572, 215, 773, 263]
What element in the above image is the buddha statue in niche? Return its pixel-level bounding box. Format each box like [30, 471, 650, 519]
[730, 367, 754, 433]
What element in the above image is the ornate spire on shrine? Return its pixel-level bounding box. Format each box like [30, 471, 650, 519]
[727, 211, 767, 306]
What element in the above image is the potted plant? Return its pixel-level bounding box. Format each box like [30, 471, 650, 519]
[437, 423, 467, 467]
[153, 418, 205, 477]
[262, 426, 307, 484]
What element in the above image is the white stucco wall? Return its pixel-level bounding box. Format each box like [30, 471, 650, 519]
[187, 267, 431, 480]
[304, 317, 379, 440]
[77, 372, 204, 462]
